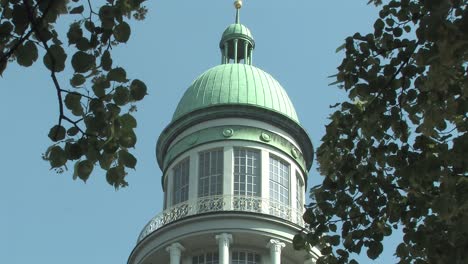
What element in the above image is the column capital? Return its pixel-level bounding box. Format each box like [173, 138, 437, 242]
[166, 242, 185, 254]
[266, 239, 285, 253]
[215, 233, 233, 245]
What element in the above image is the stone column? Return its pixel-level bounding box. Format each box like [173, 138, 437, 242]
[215, 233, 233, 264]
[243, 41, 248, 64]
[233, 39, 238, 63]
[267, 239, 285, 264]
[166, 243, 185, 264]
[223, 41, 229, 64]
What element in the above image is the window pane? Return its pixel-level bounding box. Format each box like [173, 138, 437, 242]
[173, 158, 189, 205]
[198, 149, 224, 197]
[269, 155, 290, 207]
[296, 171, 304, 212]
[231, 251, 261, 264]
[233, 148, 260, 196]
[193, 252, 219, 264]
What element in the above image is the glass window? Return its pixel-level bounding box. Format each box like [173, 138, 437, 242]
[269, 156, 290, 205]
[233, 148, 261, 196]
[296, 171, 304, 212]
[198, 149, 223, 197]
[232, 251, 261, 264]
[193, 252, 219, 264]
[173, 158, 189, 205]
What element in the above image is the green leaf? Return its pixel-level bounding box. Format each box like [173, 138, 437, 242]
[106, 166, 126, 189]
[99, 6, 115, 30]
[0, 21, 13, 38]
[396, 243, 409, 258]
[48, 125, 66, 141]
[67, 127, 80, 136]
[373, 19, 384, 36]
[120, 113, 137, 129]
[118, 149, 137, 169]
[292, 234, 306, 250]
[67, 22, 83, 44]
[16, 41, 38, 67]
[119, 129, 136, 148]
[48, 146, 67, 168]
[303, 208, 315, 224]
[113, 86, 130, 105]
[366, 241, 383, 259]
[84, 20, 95, 32]
[393, 27, 403, 37]
[113, 21, 131, 43]
[130, 79, 147, 101]
[71, 51, 95, 73]
[70, 74, 86, 87]
[65, 142, 83, 160]
[101, 50, 112, 71]
[76, 37, 90, 51]
[76, 160, 93, 182]
[92, 77, 110, 97]
[64, 93, 84, 116]
[99, 152, 114, 170]
[12, 4, 28, 29]
[330, 235, 340, 246]
[70, 5, 84, 14]
[43, 45, 67, 72]
[108, 67, 127, 82]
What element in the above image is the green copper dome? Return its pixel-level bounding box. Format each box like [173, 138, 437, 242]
[156, 3, 314, 178]
[172, 64, 299, 122]
[220, 24, 254, 47]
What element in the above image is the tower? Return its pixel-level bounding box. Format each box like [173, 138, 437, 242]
[128, 2, 318, 263]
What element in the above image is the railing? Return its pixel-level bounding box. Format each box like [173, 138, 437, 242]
[137, 195, 304, 242]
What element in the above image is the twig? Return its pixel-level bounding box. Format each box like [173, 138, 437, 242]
[60, 89, 95, 100]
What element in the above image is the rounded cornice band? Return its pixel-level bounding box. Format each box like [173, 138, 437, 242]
[162, 125, 308, 176]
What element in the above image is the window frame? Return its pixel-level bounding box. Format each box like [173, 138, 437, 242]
[233, 147, 261, 197]
[231, 250, 261, 264]
[269, 154, 290, 206]
[192, 251, 219, 264]
[198, 148, 224, 197]
[172, 157, 190, 205]
[296, 171, 304, 212]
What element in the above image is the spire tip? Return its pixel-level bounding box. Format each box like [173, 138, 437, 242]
[234, 0, 242, 23]
[234, 0, 243, 9]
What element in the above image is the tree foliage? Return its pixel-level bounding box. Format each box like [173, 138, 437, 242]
[0, 0, 148, 188]
[295, 0, 467, 263]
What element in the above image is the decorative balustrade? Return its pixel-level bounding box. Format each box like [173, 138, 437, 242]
[137, 195, 304, 242]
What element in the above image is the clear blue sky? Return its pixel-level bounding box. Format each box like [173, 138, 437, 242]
[0, 1, 401, 263]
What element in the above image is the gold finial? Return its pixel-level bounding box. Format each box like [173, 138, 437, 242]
[234, 0, 243, 9]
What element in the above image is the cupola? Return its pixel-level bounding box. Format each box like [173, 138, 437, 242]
[129, 3, 319, 263]
[219, 0, 255, 64]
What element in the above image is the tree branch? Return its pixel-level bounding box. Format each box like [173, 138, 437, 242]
[23, 0, 66, 139]
[0, 1, 53, 65]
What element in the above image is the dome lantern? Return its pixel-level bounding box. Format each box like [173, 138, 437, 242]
[220, 1, 255, 65]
